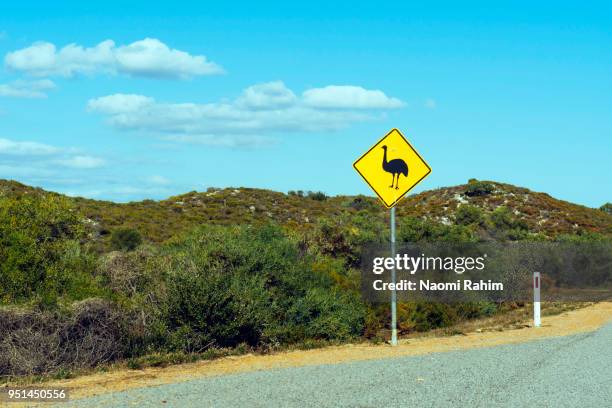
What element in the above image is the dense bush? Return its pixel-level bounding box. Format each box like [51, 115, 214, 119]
[345, 195, 376, 212]
[456, 301, 498, 319]
[0, 223, 367, 375]
[465, 180, 494, 197]
[110, 228, 142, 251]
[398, 216, 475, 243]
[310, 213, 387, 267]
[0, 194, 102, 304]
[486, 206, 528, 240]
[6, 185, 606, 377]
[412, 303, 457, 332]
[155, 224, 365, 351]
[455, 204, 483, 226]
[307, 191, 328, 201]
[600, 203, 612, 214]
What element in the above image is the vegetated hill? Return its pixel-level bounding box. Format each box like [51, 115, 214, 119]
[0, 179, 610, 248]
[0, 177, 610, 377]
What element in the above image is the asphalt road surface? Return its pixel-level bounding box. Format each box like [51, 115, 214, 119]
[64, 323, 612, 408]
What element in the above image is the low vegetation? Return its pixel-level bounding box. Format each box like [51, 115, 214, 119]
[0, 178, 610, 378]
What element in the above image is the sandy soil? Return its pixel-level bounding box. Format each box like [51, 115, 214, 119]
[14, 302, 612, 404]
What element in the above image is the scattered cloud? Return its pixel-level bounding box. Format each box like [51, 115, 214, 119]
[161, 134, 278, 148]
[64, 189, 104, 198]
[302, 85, 405, 109]
[0, 137, 110, 199]
[424, 98, 437, 109]
[0, 79, 56, 98]
[0, 137, 61, 155]
[114, 38, 223, 78]
[236, 81, 297, 109]
[0, 137, 105, 169]
[147, 175, 171, 185]
[56, 155, 105, 169]
[63, 182, 174, 202]
[4, 38, 223, 79]
[87, 81, 404, 145]
[87, 93, 154, 114]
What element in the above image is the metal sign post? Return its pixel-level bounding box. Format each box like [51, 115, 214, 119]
[353, 128, 431, 347]
[390, 206, 398, 346]
[533, 272, 541, 327]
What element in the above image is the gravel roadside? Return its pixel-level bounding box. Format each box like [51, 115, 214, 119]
[61, 321, 612, 407]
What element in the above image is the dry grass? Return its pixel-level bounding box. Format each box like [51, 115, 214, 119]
[0, 299, 124, 377]
[12, 302, 611, 405]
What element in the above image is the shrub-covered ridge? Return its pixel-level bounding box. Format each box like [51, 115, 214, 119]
[0, 178, 609, 377]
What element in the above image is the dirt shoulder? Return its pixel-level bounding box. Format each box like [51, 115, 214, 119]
[22, 302, 612, 402]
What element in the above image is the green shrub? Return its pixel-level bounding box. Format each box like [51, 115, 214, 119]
[455, 204, 483, 226]
[345, 196, 373, 211]
[307, 191, 328, 201]
[0, 194, 101, 304]
[310, 214, 386, 267]
[159, 224, 365, 351]
[398, 216, 475, 243]
[465, 180, 494, 197]
[600, 203, 612, 214]
[281, 288, 364, 342]
[412, 303, 457, 332]
[487, 206, 528, 240]
[111, 228, 142, 251]
[489, 206, 515, 229]
[456, 301, 498, 319]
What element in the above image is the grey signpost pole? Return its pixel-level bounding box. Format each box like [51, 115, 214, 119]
[353, 129, 431, 347]
[390, 206, 398, 346]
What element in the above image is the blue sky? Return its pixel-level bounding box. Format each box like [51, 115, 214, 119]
[0, 2, 610, 206]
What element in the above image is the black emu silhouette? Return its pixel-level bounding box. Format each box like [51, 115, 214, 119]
[381, 145, 408, 190]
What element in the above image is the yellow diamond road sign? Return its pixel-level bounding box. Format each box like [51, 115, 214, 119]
[353, 128, 431, 208]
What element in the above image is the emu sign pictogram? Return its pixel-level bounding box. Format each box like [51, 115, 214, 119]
[353, 128, 431, 346]
[353, 128, 431, 208]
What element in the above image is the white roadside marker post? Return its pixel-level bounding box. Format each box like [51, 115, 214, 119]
[533, 272, 541, 327]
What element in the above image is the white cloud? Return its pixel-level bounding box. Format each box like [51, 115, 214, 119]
[161, 134, 278, 148]
[88, 94, 370, 134]
[0, 79, 56, 98]
[114, 38, 223, 79]
[56, 155, 105, 169]
[87, 81, 403, 144]
[302, 85, 404, 109]
[87, 93, 154, 114]
[0, 137, 105, 171]
[5, 41, 115, 77]
[147, 175, 171, 185]
[425, 98, 437, 109]
[0, 137, 61, 155]
[4, 38, 223, 79]
[64, 189, 104, 198]
[0, 138, 108, 199]
[236, 81, 296, 109]
[61, 184, 171, 201]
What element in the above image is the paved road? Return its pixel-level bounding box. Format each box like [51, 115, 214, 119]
[64, 323, 612, 408]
